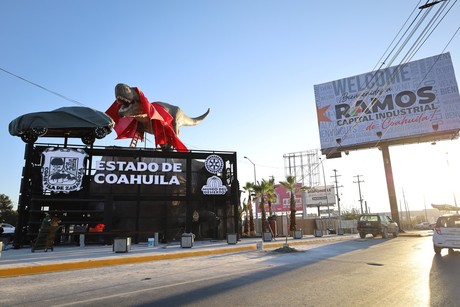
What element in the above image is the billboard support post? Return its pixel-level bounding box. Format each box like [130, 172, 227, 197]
[380, 144, 400, 227]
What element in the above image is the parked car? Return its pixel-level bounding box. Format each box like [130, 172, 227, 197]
[415, 222, 433, 230]
[433, 214, 460, 255]
[0, 223, 15, 237]
[357, 213, 399, 239]
[1, 223, 15, 249]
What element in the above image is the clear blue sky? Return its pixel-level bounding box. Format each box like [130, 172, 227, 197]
[2, 1, 460, 216]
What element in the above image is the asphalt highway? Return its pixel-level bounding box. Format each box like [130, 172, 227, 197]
[0, 231, 430, 278]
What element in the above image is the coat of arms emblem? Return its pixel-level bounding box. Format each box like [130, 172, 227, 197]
[42, 148, 87, 193]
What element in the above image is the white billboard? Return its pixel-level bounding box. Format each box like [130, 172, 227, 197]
[303, 185, 336, 207]
[315, 53, 460, 153]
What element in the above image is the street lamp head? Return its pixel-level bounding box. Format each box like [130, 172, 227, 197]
[244, 156, 254, 165]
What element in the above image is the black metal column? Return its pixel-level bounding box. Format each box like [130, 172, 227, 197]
[185, 155, 193, 233]
[14, 143, 34, 248]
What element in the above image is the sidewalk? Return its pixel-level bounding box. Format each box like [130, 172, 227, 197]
[0, 230, 431, 278]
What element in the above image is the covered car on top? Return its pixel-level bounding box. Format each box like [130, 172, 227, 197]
[9, 106, 114, 145]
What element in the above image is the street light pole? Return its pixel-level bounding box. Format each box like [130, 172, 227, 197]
[244, 156, 257, 185]
[244, 156, 258, 231]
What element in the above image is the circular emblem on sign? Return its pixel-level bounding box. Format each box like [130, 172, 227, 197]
[204, 154, 224, 174]
[192, 210, 200, 222]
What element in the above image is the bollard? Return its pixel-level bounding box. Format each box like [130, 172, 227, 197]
[256, 241, 263, 250]
[154, 232, 159, 246]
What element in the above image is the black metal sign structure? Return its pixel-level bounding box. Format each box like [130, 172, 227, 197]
[14, 142, 239, 247]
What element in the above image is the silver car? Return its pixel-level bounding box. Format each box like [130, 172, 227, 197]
[433, 214, 460, 255]
[0, 223, 15, 236]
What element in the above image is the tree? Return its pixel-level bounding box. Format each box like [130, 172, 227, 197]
[253, 179, 270, 233]
[266, 177, 276, 217]
[341, 208, 361, 220]
[242, 198, 250, 237]
[0, 194, 18, 225]
[243, 182, 256, 236]
[279, 176, 298, 232]
[238, 199, 245, 237]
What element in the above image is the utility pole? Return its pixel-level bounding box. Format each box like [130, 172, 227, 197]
[332, 169, 343, 230]
[319, 157, 329, 219]
[353, 175, 364, 214]
[402, 188, 411, 226]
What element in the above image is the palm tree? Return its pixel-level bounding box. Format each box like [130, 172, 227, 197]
[265, 177, 278, 236]
[253, 179, 270, 233]
[280, 175, 298, 232]
[243, 182, 256, 236]
[266, 177, 276, 217]
[242, 198, 249, 237]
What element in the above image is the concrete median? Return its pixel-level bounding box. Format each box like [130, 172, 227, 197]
[0, 234, 357, 278]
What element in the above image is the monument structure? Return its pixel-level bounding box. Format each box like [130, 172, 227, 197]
[9, 85, 239, 247]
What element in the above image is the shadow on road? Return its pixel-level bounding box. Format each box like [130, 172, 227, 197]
[139, 237, 392, 306]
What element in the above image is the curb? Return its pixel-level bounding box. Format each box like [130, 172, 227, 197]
[0, 244, 258, 278]
[0, 235, 360, 278]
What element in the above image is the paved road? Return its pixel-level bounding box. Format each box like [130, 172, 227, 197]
[2, 233, 454, 307]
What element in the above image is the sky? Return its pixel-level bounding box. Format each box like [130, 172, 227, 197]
[1, 0, 460, 216]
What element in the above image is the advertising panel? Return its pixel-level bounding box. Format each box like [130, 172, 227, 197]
[304, 185, 336, 207]
[257, 184, 304, 213]
[315, 53, 460, 154]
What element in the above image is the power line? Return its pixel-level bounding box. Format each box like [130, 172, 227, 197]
[0, 67, 86, 106]
[328, 0, 457, 154]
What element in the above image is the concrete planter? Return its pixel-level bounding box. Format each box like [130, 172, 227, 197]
[181, 233, 194, 248]
[113, 237, 131, 253]
[294, 230, 302, 239]
[262, 232, 272, 242]
[314, 229, 323, 237]
[227, 233, 237, 244]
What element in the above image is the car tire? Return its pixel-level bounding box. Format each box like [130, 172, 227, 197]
[382, 228, 388, 239]
[393, 231, 399, 238]
[434, 245, 442, 254]
[359, 232, 366, 239]
[82, 134, 95, 145]
[20, 131, 38, 143]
